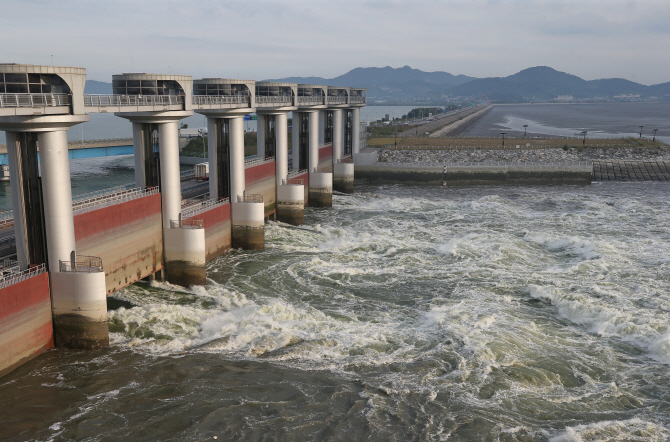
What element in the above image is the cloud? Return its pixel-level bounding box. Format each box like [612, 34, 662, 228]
[2, 0, 669, 84]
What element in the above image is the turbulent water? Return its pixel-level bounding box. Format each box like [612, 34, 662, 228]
[1, 183, 670, 441]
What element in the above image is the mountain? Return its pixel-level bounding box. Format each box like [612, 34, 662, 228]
[443, 66, 670, 102]
[266, 66, 476, 103]
[85, 80, 113, 94]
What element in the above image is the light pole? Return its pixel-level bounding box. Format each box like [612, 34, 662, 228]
[198, 128, 206, 160]
[581, 130, 588, 145]
[639, 125, 644, 138]
[501, 132, 507, 147]
[523, 124, 528, 138]
[394, 132, 399, 148]
[653, 128, 658, 142]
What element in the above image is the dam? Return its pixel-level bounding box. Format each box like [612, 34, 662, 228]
[0, 63, 366, 377]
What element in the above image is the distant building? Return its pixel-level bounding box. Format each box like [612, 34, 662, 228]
[553, 95, 574, 102]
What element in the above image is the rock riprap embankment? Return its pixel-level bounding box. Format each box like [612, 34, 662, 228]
[378, 146, 670, 164]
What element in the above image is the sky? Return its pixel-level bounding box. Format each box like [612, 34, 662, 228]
[4, 0, 670, 85]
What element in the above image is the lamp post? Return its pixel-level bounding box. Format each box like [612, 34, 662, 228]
[581, 130, 588, 145]
[639, 125, 644, 138]
[501, 132, 507, 147]
[394, 132, 399, 148]
[198, 128, 206, 160]
[653, 128, 658, 142]
[523, 124, 528, 138]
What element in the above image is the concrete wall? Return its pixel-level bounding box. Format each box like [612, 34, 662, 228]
[291, 170, 310, 207]
[355, 165, 593, 186]
[75, 193, 164, 295]
[199, 202, 232, 261]
[0, 272, 53, 378]
[318, 143, 333, 173]
[245, 161, 277, 217]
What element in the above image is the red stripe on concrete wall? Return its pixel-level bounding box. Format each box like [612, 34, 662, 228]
[75, 193, 164, 295]
[319, 143, 333, 173]
[245, 161, 277, 217]
[198, 202, 232, 261]
[74, 193, 162, 240]
[0, 272, 53, 378]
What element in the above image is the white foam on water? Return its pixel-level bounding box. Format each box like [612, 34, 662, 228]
[548, 418, 670, 442]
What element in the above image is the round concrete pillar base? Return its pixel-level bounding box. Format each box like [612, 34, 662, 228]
[50, 271, 109, 350]
[232, 226, 265, 250]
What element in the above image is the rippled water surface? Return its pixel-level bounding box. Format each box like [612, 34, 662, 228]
[2, 183, 670, 441]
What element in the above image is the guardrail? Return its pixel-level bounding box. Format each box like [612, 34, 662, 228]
[192, 95, 250, 106]
[318, 142, 332, 149]
[67, 137, 133, 146]
[237, 193, 263, 203]
[181, 197, 229, 219]
[244, 156, 275, 168]
[181, 181, 209, 195]
[84, 94, 184, 107]
[0, 93, 71, 108]
[170, 217, 204, 229]
[72, 184, 136, 204]
[59, 255, 103, 273]
[181, 169, 196, 181]
[255, 96, 293, 105]
[287, 169, 308, 179]
[0, 262, 46, 290]
[73, 186, 160, 215]
[282, 178, 303, 185]
[349, 97, 366, 104]
[327, 97, 347, 104]
[297, 96, 325, 105]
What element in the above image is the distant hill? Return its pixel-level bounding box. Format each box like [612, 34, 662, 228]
[266, 65, 476, 103]
[85, 67, 670, 103]
[85, 80, 113, 94]
[443, 66, 670, 102]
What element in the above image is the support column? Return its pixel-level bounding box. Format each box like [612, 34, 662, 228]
[132, 122, 146, 188]
[207, 116, 219, 199]
[160, 121, 206, 287]
[332, 107, 353, 193]
[256, 113, 265, 158]
[5, 131, 29, 269]
[39, 130, 108, 349]
[308, 111, 319, 172]
[308, 111, 332, 207]
[318, 110, 326, 145]
[291, 111, 300, 171]
[276, 112, 304, 225]
[352, 107, 361, 154]
[230, 116, 264, 249]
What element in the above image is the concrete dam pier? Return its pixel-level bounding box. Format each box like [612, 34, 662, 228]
[0, 63, 367, 378]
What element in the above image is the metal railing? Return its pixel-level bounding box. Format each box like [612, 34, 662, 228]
[73, 186, 160, 215]
[84, 94, 184, 107]
[192, 95, 250, 106]
[327, 97, 347, 104]
[170, 217, 204, 229]
[181, 181, 209, 195]
[297, 96, 325, 105]
[0, 210, 13, 222]
[237, 193, 263, 203]
[0, 93, 71, 108]
[181, 169, 196, 181]
[181, 197, 229, 219]
[72, 184, 136, 204]
[244, 156, 275, 168]
[0, 262, 45, 290]
[349, 96, 366, 104]
[255, 95, 293, 105]
[282, 178, 303, 185]
[318, 142, 332, 149]
[59, 255, 103, 273]
[287, 169, 308, 179]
